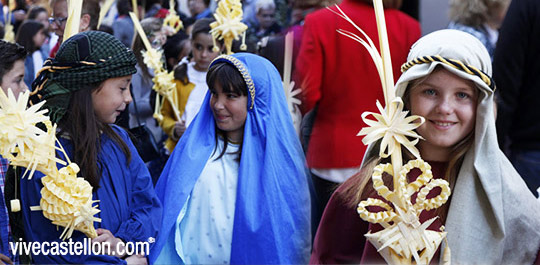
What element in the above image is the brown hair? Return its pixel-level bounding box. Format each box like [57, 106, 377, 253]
[16, 20, 44, 53]
[82, 0, 100, 30]
[58, 82, 132, 190]
[449, 0, 509, 27]
[206, 62, 248, 162]
[0, 40, 27, 84]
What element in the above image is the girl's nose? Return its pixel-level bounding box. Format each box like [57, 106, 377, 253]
[436, 97, 453, 115]
[212, 95, 224, 110]
[201, 49, 208, 58]
[124, 89, 133, 104]
[21, 81, 29, 92]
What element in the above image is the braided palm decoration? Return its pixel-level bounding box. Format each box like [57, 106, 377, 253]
[330, 1, 452, 264]
[129, 12, 181, 123]
[0, 88, 100, 240]
[210, 0, 248, 55]
[163, 0, 183, 34]
[63, 0, 83, 42]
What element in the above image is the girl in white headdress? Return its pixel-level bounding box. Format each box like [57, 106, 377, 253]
[310, 29, 540, 264]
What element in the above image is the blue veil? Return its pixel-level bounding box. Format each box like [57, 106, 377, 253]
[150, 53, 311, 264]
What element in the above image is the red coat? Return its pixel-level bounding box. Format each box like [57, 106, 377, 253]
[295, 0, 420, 168]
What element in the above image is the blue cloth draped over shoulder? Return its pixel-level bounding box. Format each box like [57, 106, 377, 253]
[150, 53, 312, 264]
[20, 125, 162, 264]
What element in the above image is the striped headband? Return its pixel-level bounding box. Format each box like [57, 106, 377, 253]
[401, 55, 495, 91]
[212, 55, 256, 110]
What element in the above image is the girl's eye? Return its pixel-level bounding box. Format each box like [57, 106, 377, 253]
[195, 44, 203, 50]
[423, 89, 436, 96]
[457, 92, 470, 99]
[120, 87, 127, 91]
[227, 93, 238, 98]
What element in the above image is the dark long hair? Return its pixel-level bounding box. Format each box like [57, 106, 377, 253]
[58, 83, 132, 190]
[27, 6, 48, 20]
[206, 62, 248, 161]
[82, 0, 101, 30]
[16, 20, 44, 53]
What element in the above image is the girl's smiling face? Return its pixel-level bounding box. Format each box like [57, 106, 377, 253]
[409, 67, 478, 161]
[210, 81, 248, 143]
[92, 76, 132, 124]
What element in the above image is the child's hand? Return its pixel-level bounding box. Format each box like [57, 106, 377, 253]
[0, 253, 13, 265]
[125, 254, 147, 265]
[173, 120, 186, 140]
[91, 228, 125, 258]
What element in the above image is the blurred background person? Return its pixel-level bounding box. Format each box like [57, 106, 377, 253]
[163, 30, 190, 71]
[184, 0, 212, 29]
[48, 0, 100, 57]
[15, 20, 46, 89]
[447, 0, 510, 60]
[246, 0, 282, 45]
[257, 0, 340, 77]
[1, 0, 28, 33]
[493, 0, 540, 197]
[113, 0, 137, 48]
[130, 17, 168, 182]
[294, 0, 421, 233]
[159, 18, 219, 153]
[27, 5, 56, 56]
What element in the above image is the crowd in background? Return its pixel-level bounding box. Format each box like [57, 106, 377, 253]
[1, 0, 540, 264]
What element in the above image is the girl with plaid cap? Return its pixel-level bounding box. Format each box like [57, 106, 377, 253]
[20, 31, 162, 264]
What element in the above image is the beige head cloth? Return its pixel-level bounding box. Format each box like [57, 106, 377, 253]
[395, 29, 540, 264]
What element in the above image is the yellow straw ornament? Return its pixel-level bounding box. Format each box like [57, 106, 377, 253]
[210, 0, 248, 54]
[330, 0, 452, 264]
[35, 162, 101, 240]
[63, 0, 83, 42]
[129, 12, 181, 121]
[2, 0, 16, 42]
[163, 0, 183, 34]
[97, 0, 116, 29]
[0, 88, 100, 240]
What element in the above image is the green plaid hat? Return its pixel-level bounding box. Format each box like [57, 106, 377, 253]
[30, 31, 137, 123]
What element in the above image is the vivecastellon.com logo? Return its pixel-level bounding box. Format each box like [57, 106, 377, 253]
[9, 238, 152, 256]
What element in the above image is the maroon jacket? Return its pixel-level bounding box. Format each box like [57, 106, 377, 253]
[310, 161, 448, 264]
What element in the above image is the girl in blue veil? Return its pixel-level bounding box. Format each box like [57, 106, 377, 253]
[151, 53, 312, 264]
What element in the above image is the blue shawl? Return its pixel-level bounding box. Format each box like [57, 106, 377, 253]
[150, 53, 311, 264]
